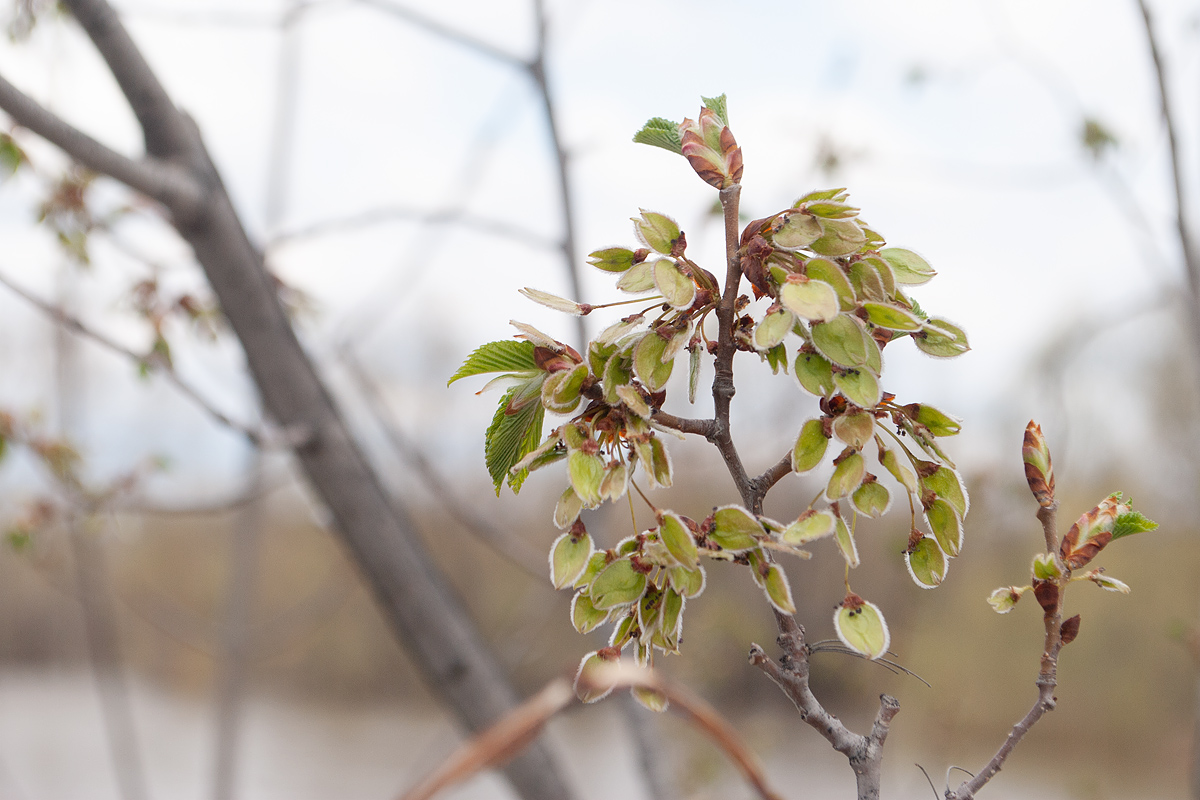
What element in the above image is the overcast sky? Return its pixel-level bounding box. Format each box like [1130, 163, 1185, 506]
[0, 0, 1197, 500]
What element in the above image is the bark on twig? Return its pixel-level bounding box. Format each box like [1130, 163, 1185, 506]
[945, 503, 1061, 800]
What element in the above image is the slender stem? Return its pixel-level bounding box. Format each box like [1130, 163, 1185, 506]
[649, 410, 715, 438]
[710, 185, 754, 508]
[749, 452, 794, 498]
[947, 503, 1062, 799]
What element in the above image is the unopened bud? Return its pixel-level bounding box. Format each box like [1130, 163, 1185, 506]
[679, 106, 743, 189]
[1022, 420, 1055, 508]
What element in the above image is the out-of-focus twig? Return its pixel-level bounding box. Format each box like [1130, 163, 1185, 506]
[267, 206, 559, 253]
[211, 452, 264, 800]
[352, 0, 587, 348]
[341, 349, 548, 579]
[0, 269, 263, 442]
[398, 663, 784, 800]
[946, 503, 1062, 800]
[68, 517, 152, 800]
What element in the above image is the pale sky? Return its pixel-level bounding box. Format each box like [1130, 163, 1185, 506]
[0, 0, 1196, 501]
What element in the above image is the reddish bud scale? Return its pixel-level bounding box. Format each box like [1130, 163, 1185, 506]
[905, 528, 924, 552]
[1032, 578, 1059, 614]
[680, 107, 743, 189]
[669, 231, 688, 258]
[1060, 614, 1081, 645]
[1022, 420, 1056, 508]
[840, 592, 866, 612]
[1059, 493, 1125, 570]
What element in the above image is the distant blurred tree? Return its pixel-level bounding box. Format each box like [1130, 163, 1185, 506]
[0, 2, 577, 800]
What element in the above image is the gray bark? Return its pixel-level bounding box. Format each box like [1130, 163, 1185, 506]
[0, 3, 576, 799]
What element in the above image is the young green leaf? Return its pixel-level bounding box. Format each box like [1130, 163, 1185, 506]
[632, 117, 683, 154]
[658, 512, 699, 567]
[485, 384, 546, 494]
[590, 558, 648, 609]
[781, 509, 836, 545]
[653, 259, 696, 309]
[792, 418, 830, 473]
[710, 505, 765, 552]
[550, 531, 595, 589]
[834, 594, 890, 659]
[880, 247, 936, 285]
[780, 277, 839, 322]
[905, 536, 947, 589]
[811, 314, 870, 368]
[827, 451, 866, 500]
[448, 340, 538, 385]
[914, 318, 970, 358]
[795, 348, 836, 397]
[833, 510, 859, 567]
[571, 591, 611, 633]
[833, 368, 881, 409]
[1112, 510, 1159, 540]
[924, 498, 963, 557]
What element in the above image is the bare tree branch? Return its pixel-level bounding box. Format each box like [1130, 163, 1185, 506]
[65, 0, 193, 158]
[528, 0, 586, 349]
[32, 3, 578, 798]
[353, 0, 528, 69]
[946, 504, 1062, 799]
[352, 0, 587, 348]
[268, 205, 559, 253]
[0, 269, 263, 443]
[68, 517, 152, 800]
[0, 74, 204, 216]
[341, 348, 549, 579]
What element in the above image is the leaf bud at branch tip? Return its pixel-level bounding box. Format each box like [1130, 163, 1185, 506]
[1022, 420, 1056, 509]
[679, 98, 743, 190]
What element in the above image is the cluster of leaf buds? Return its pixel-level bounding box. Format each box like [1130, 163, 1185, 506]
[455, 96, 979, 705]
[988, 422, 1157, 622]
